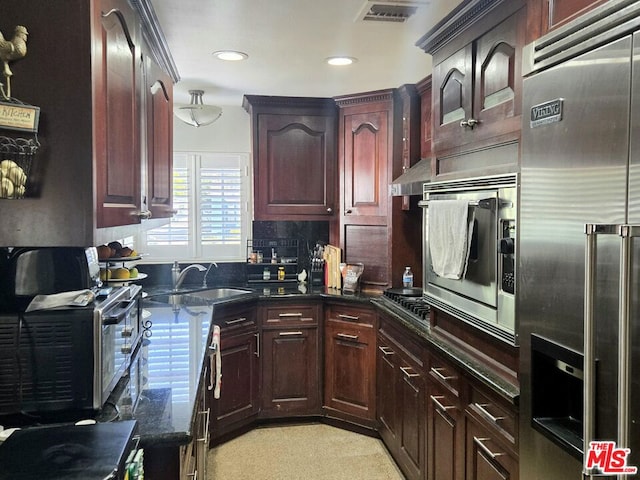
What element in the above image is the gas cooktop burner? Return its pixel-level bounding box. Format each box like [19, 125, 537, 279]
[382, 288, 430, 322]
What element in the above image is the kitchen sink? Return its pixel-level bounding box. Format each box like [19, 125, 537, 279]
[148, 287, 253, 306]
[185, 287, 253, 301]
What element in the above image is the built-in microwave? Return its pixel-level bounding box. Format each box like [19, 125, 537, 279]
[420, 174, 518, 344]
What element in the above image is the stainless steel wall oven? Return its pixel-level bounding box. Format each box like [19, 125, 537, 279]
[420, 173, 518, 344]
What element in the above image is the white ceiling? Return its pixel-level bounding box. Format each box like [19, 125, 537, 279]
[150, 0, 463, 107]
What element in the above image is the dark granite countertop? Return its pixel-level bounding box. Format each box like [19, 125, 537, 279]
[98, 283, 516, 450]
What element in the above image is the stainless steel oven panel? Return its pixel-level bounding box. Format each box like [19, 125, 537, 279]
[422, 174, 518, 345]
[425, 189, 498, 308]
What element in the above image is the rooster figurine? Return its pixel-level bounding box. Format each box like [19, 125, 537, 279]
[0, 25, 28, 99]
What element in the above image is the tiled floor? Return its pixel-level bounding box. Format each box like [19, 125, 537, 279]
[208, 423, 405, 479]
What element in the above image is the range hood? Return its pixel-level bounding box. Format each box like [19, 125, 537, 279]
[389, 158, 431, 196]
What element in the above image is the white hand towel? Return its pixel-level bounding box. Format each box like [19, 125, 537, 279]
[428, 199, 475, 280]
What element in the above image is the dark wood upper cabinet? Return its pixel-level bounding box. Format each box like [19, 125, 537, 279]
[527, 0, 609, 42]
[335, 90, 422, 290]
[95, 0, 142, 228]
[417, 0, 525, 179]
[243, 96, 337, 221]
[416, 76, 433, 162]
[145, 58, 174, 220]
[0, 0, 175, 246]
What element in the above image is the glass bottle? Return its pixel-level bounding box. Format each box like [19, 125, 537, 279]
[263, 268, 271, 280]
[278, 267, 286, 281]
[402, 266, 414, 288]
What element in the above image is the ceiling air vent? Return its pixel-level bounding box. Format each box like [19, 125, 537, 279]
[356, 0, 430, 23]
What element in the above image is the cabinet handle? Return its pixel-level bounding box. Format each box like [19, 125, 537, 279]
[135, 210, 152, 219]
[338, 314, 359, 321]
[120, 345, 132, 355]
[254, 332, 260, 357]
[225, 317, 248, 325]
[430, 395, 455, 412]
[460, 118, 480, 129]
[278, 312, 303, 318]
[337, 333, 359, 341]
[170, 209, 179, 215]
[430, 366, 456, 383]
[346, 209, 353, 214]
[473, 436, 505, 459]
[378, 345, 395, 355]
[473, 402, 505, 424]
[327, 207, 333, 213]
[400, 366, 420, 378]
[197, 408, 210, 443]
[279, 331, 303, 336]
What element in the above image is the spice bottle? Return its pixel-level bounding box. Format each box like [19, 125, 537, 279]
[402, 266, 414, 288]
[278, 267, 286, 281]
[263, 268, 271, 280]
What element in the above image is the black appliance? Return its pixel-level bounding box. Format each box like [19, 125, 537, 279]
[0, 420, 142, 480]
[0, 247, 143, 416]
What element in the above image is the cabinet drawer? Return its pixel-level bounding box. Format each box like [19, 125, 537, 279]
[216, 305, 257, 334]
[262, 302, 320, 327]
[428, 354, 463, 399]
[468, 387, 517, 446]
[326, 304, 375, 326]
[378, 317, 424, 367]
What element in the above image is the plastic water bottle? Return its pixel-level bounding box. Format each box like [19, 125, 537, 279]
[402, 266, 414, 288]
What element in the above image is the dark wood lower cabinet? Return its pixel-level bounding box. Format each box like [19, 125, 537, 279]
[324, 304, 377, 426]
[377, 316, 425, 480]
[260, 301, 321, 418]
[466, 419, 518, 480]
[427, 382, 465, 480]
[261, 326, 320, 416]
[210, 305, 259, 443]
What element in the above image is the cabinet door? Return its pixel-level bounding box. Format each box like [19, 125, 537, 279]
[377, 339, 400, 448]
[95, 1, 142, 227]
[261, 327, 320, 416]
[466, 420, 518, 480]
[398, 363, 425, 480]
[247, 98, 337, 220]
[472, 10, 524, 140]
[146, 59, 173, 219]
[324, 317, 376, 421]
[432, 44, 473, 152]
[427, 383, 465, 480]
[210, 328, 259, 439]
[342, 107, 390, 219]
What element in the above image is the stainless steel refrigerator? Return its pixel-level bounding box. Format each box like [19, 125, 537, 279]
[519, 1, 640, 478]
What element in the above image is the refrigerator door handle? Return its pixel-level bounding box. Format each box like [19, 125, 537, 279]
[583, 223, 619, 477]
[616, 225, 639, 452]
[584, 223, 638, 477]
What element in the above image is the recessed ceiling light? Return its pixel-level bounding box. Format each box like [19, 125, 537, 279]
[213, 50, 248, 61]
[326, 56, 358, 66]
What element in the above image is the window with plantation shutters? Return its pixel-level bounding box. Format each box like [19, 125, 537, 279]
[140, 152, 251, 261]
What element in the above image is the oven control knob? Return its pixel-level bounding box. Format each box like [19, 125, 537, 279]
[499, 237, 515, 255]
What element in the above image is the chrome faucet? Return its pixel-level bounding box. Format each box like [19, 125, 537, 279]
[172, 261, 207, 291]
[202, 262, 218, 288]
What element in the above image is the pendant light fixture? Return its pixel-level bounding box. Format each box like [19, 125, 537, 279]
[174, 89, 222, 127]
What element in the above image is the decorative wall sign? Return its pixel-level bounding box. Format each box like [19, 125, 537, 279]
[0, 101, 40, 132]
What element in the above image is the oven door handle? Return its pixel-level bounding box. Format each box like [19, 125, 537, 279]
[102, 300, 137, 325]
